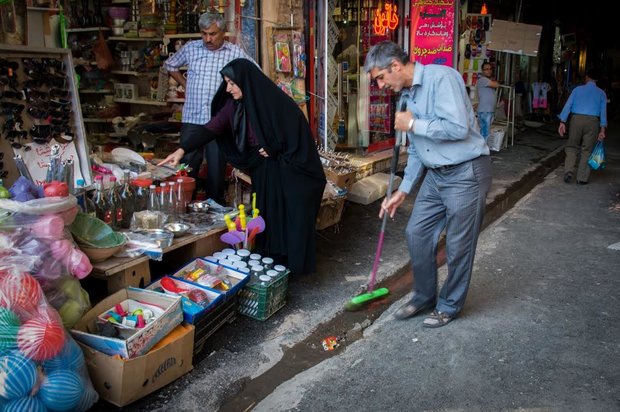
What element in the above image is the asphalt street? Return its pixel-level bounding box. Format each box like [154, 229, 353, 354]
[254, 130, 620, 411]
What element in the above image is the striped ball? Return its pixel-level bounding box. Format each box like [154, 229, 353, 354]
[42, 337, 85, 372]
[0, 307, 20, 352]
[75, 385, 100, 412]
[0, 273, 43, 316]
[0, 351, 38, 400]
[38, 369, 83, 412]
[2, 396, 47, 412]
[17, 314, 65, 361]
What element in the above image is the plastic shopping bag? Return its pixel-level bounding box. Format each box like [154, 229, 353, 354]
[588, 141, 606, 170]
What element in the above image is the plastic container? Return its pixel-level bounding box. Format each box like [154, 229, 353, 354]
[237, 268, 290, 320]
[166, 176, 195, 204]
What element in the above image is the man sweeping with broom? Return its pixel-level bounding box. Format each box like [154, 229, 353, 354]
[362, 41, 492, 328]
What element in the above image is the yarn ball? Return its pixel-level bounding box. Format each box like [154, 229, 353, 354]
[17, 313, 65, 361]
[42, 337, 84, 372]
[0, 307, 20, 352]
[2, 396, 47, 412]
[0, 273, 43, 316]
[0, 351, 38, 399]
[38, 369, 83, 412]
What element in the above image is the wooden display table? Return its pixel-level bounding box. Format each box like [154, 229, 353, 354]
[90, 225, 227, 294]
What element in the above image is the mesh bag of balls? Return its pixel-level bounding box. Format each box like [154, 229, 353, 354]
[0, 263, 99, 412]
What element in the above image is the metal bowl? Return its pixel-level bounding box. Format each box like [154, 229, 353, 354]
[163, 222, 191, 237]
[187, 201, 209, 213]
[137, 229, 174, 248]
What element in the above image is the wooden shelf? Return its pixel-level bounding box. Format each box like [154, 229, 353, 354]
[84, 118, 114, 123]
[27, 7, 59, 11]
[111, 70, 159, 76]
[80, 89, 113, 94]
[108, 36, 163, 41]
[167, 98, 186, 103]
[66, 27, 110, 33]
[114, 98, 168, 106]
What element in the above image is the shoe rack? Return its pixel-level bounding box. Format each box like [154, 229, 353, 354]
[458, 13, 493, 94]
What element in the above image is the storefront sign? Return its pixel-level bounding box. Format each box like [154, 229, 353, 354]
[373, 3, 400, 36]
[409, 0, 456, 67]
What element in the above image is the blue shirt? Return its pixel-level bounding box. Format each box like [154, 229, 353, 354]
[558, 80, 607, 127]
[164, 40, 253, 125]
[398, 63, 490, 194]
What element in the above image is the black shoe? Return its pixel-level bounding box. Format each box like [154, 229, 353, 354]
[577, 180, 588, 185]
[563, 172, 573, 183]
[394, 299, 435, 320]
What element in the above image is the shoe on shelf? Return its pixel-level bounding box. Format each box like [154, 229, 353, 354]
[563, 172, 573, 183]
[577, 180, 588, 185]
[394, 299, 435, 320]
[422, 310, 455, 328]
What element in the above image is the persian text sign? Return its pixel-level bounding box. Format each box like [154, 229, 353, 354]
[409, 0, 456, 67]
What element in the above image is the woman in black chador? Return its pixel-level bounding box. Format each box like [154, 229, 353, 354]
[159, 58, 326, 275]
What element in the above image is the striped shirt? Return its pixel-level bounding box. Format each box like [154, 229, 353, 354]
[164, 40, 253, 125]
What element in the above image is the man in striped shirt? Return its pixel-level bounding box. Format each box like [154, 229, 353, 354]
[164, 11, 254, 203]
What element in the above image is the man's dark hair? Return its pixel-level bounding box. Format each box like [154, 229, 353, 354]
[586, 67, 601, 81]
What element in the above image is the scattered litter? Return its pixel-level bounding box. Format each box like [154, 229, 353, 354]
[412, 338, 419, 343]
[345, 275, 367, 282]
[321, 335, 341, 351]
[607, 241, 620, 251]
[609, 203, 620, 212]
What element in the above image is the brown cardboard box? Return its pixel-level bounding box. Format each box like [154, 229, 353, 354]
[79, 324, 195, 407]
[324, 168, 357, 190]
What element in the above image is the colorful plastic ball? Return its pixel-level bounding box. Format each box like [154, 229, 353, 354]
[0, 273, 43, 315]
[38, 369, 83, 412]
[2, 396, 47, 412]
[75, 385, 99, 412]
[0, 307, 20, 352]
[17, 313, 65, 361]
[0, 351, 38, 400]
[42, 337, 84, 372]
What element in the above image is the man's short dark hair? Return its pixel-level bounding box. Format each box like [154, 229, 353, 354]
[586, 67, 601, 80]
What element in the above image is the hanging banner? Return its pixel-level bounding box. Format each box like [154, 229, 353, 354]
[409, 0, 456, 67]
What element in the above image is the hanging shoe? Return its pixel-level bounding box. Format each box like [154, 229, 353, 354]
[474, 29, 481, 43]
[465, 44, 471, 59]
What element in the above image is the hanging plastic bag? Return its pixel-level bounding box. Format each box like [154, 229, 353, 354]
[588, 140, 606, 170]
[92, 30, 114, 71]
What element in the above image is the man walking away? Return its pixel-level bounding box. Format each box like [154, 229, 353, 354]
[558, 67, 607, 185]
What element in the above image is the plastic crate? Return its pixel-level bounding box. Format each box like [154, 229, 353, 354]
[237, 270, 289, 320]
[192, 296, 237, 357]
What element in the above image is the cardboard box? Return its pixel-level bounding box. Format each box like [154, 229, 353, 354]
[71, 287, 183, 359]
[79, 324, 194, 407]
[316, 196, 346, 230]
[173, 258, 249, 301]
[145, 276, 224, 324]
[324, 168, 357, 190]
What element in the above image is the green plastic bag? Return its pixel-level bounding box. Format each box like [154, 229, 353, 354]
[588, 141, 606, 170]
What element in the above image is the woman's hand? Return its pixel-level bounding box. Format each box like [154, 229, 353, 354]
[157, 148, 185, 167]
[258, 148, 269, 158]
